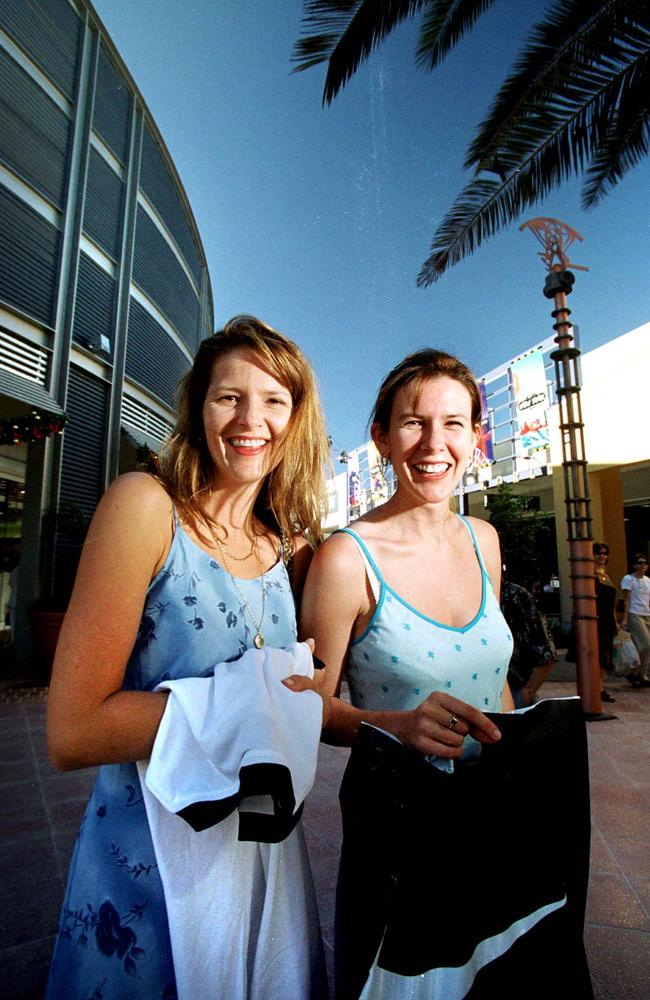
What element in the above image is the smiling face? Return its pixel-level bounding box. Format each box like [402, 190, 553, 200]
[202, 347, 293, 489]
[373, 376, 478, 507]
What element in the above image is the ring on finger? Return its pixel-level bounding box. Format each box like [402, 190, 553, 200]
[448, 714, 460, 730]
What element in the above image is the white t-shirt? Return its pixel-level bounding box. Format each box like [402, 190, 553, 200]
[621, 574, 650, 615]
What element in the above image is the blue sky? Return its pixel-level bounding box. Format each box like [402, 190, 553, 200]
[93, 0, 650, 454]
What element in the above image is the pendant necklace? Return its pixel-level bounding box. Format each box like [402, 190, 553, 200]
[212, 529, 266, 649]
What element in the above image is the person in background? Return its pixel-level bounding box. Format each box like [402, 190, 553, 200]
[500, 576, 558, 707]
[592, 542, 619, 702]
[621, 553, 650, 684]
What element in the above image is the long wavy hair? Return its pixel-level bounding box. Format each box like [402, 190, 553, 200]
[159, 316, 330, 545]
[371, 348, 482, 432]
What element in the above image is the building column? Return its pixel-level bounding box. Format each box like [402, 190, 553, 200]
[589, 467, 626, 593]
[12, 439, 47, 668]
[105, 96, 143, 485]
[552, 466, 572, 628]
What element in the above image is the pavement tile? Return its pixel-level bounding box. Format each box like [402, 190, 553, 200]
[628, 877, 650, 919]
[590, 826, 623, 875]
[40, 768, 98, 806]
[52, 828, 80, 877]
[0, 936, 54, 1000]
[0, 780, 49, 844]
[0, 870, 62, 948]
[0, 757, 38, 783]
[586, 872, 650, 930]
[591, 977, 615, 1000]
[46, 795, 89, 833]
[608, 838, 650, 878]
[585, 925, 650, 1000]
[591, 787, 650, 840]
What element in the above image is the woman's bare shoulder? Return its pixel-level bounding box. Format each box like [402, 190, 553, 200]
[85, 474, 174, 557]
[97, 473, 172, 520]
[465, 515, 498, 544]
[308, 528, 368, 578]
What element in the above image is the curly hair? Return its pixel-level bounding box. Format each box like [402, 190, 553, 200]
[159, 316, 330, 545]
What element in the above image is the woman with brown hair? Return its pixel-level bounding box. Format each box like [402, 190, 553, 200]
[45, 316, 330, 999]
[295, 348, 592, 999]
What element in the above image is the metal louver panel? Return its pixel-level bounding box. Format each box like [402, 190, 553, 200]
[140, 125, 202, 283]
[0, 0, 81, 100]
[83, 147, 124, 259]
[122, 393, 172, 451]
[0, 330, 48, 384]
[133, 205, 200, 354]
[126, 297, 190, 409]
[93, 45, 130, 163]
[0, 369, 63, 416]
[55, 364, 108, 600]
[0, 185, 60, 326]
[72, 252, 115, 355]
[0, 47, 71, 207]
[59, 365, 108, 520]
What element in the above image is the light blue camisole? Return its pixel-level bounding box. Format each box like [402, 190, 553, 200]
[338, 518, 513, 760]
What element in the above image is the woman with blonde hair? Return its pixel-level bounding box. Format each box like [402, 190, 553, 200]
[46, 316, 330, 999]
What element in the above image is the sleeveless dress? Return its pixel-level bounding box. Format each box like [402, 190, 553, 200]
[46, 515, 325, 1000]
[335, 518, 515, 1000]
[341, 517, 512, 746]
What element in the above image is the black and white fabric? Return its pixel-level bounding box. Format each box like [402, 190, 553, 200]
[136, 642, 324, 1000]
[336, 698, 593, 1000]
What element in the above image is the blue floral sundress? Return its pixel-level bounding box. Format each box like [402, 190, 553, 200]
[45, 515, 307, 999]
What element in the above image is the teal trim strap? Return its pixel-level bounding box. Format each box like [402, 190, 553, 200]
[334, 528, 386, 587]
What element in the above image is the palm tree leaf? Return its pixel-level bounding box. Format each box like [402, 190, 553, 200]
[415, 0, 497, 70]
[292, 1, 361, 74]
[466, 0, 650, 170]
[293, 0, 427, 104]
[417, 101, 617, 285]
[582, 52, 650, 205]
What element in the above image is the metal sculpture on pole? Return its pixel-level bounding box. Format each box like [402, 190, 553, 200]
[520, 218, 607, 719]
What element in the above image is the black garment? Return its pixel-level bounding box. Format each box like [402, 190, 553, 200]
[500, 581, 557, 690]
[336, 700, 592, 1000]
[595, 575, 617, 672]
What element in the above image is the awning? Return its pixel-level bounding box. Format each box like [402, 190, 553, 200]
[0, 369, 64, 417]
[121, 424, 166, 452]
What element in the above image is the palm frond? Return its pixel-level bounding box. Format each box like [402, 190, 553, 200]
[292, 1, 361, 74]
[293, 0, 427, 104]
[416, 99, 611, 285]
[466, 0, 650, 170]
[582, 52, 650, 205]
[415, 0, 496, 70]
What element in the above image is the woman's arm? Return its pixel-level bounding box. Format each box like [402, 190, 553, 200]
[46, 474, 174, 771]
[621, 586, 631, 627]
[298, 533, 501, 754]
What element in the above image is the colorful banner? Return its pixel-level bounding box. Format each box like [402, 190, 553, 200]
[510, 350, 550, 456]
[473, 380, 494, 469]
[347, 451, 361, 515]
[366, 440, 388, 509]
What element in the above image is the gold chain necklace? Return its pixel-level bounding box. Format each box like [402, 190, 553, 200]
[212, 530, 266, 649]
[217, 531, 258, 562]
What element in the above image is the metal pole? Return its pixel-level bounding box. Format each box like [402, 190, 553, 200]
[544, 267, 602, 717]
[520, 218, 609, 720]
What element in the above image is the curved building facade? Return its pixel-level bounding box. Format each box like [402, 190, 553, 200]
[0, 0, 214, 663]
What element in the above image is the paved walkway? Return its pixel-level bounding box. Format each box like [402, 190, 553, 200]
[1, 675, 649, 998]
